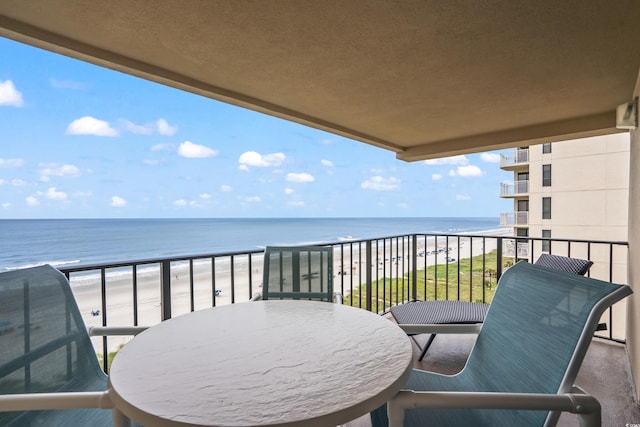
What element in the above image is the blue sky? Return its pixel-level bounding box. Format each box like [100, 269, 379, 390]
[0, 37, 512, 219]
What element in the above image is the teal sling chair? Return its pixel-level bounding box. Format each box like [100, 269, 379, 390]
[371, 261, 632, 427]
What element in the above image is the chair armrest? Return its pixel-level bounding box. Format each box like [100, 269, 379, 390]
[250, 292, 263, 301]
[0, 391, 112, 412]
[388, 387, 600, 427]
[398, 323, 482, 335]
[334, 291, 343, 304]
[87, 326, 148, 336]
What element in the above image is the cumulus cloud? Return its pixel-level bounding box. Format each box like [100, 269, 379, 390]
[199, 193, 211, 199]
[173, 199, 187, 206]
[481, 152, 501, 163]
[321, 159, 334, 167]
[286, 173, 315, 183]
[448, 169, 456, 176]
[44, 187, 67, 200]
[12, 179, 27, 187]
[151, 143, 172, 151]
[111, 196, 127, 207]
[238, 151, 286, 168]
[26, 196, 39, 206]
[220, 185, 232, 192]
[38, 163, 81, 179]
[361, 176, 401, 191]
[121, 118, 178, 136]
[457, 165, 484, 177]
[66, 116, 118, 136]
[424, 155, 468, 166]
[284, 187, 295, 195]
[0, 80, 24, 107]
[0, 179, 4, 185]
[0, 158, 24, 168]
[456, 194, 472, 200]
[2, 202, 10, 209]
[178, 141, 218, 158]
[431, 173, 442, 181]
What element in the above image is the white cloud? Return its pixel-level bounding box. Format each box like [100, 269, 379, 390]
[0, 179, 4, 185]
[45, 187, 67, 200]
[156, 119, 178, 136]
[173, 199, 187, 206]
[424, 155, 468, 166]
[0, 158, 24, 168]
[284, 187, 295, 195]
[238, 164, 249, 172]
[286, 172, 315, 183]
[431, 173, 442, 181]
[2, 202, 10, 209]
[456, 194, 472, 200]
[480, 152, 501, 163]
[287, 200, 305, 207]
[457, 165, 484, 177]
[321, 159, 334, 167]
[448, 169, 456, 176]
[121, 118, 178, 136]
[111, 196, 127, 207]
[26, 196, 39, 206]
[220, 185, 232, 192]
[66, 116, 118, 137]
[178, 141, 218, 158]
[0, 80, 24, 107]
[361, 176, 401, 191]
[50, 78, 87, 90]
[199, 193, 211, 199]
[39, 163, 81, 178]
[151, 143, 172, 151]
[238, 151, 286, 168]
[12, 179, 27, 187]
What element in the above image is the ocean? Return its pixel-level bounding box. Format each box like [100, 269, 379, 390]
[0, 217, 501, 272]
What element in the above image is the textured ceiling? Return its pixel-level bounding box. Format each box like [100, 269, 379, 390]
[1, 1, 639, 160]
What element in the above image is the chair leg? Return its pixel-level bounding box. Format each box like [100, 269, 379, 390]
[418, 334, 437, 361]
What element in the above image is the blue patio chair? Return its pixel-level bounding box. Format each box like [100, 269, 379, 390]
[0, 265, 146, 426]
[371, 261, 632, 427]
[392, 253, 595, 361]
[252, 245, 342, 303]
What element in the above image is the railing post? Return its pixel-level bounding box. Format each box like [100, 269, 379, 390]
[365, 240, 372, 312]
[496, 237, 503, 280]
[160, 260, 172, 321]
[411, 235, 418, 302]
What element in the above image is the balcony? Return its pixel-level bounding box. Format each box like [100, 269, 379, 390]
[500, 211, 529, 226]
[55, 232, 632, 425]
[500, 148, 529, 170]
[500, 179, 530, 197]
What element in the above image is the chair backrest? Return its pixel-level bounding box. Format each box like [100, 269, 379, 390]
[0, 265, 106, 426]
[459, 261, 631, 426]
[262, 246, 334, 301]
[534, 253, 593, 276]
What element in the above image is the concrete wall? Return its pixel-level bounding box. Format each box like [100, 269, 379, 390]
[627, 70, 640, 401]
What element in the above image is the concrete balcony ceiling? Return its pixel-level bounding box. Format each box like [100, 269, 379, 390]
[1, 1, 639, 161]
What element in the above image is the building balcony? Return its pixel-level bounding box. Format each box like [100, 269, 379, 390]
[500, 211, 529, 226]
[500, 148, 530, 171]
[49, 232, 632, 425]
[500, 180, 529, 197]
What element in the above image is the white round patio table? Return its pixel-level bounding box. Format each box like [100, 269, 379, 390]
[108, 300, 413, 427]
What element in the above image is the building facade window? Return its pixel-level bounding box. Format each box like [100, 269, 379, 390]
[542, 143, 552, 154]
[516, 228, 529, 237]
[542, 229, 551, 252]
[542, 164, 552, 186]
[542, 197, 552, 219]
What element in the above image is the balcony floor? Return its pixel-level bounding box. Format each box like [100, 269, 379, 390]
[347, 333, 640, 426]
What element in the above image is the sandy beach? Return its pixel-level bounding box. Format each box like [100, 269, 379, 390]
[69, 230, 513, 352]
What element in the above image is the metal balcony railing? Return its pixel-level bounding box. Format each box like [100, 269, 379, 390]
[500, 211, 529, 226]
[500, 180, 529, 196]
[59, 233, 628, 372]
[500, 148, 529, 167]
